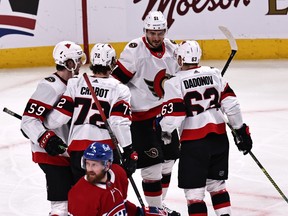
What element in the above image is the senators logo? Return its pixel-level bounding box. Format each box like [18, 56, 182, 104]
[144, 69, 173, 99]
[144, 147, 159, 158]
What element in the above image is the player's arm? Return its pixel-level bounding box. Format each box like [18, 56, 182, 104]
[111, 41, 137, 84]
[160, 77, 186, 133]
[44, 81, 75, 129]
[21, 83, 67, 156]
[108, 85, 132, 149]
[21, 83, 55, 143]
[220, 79, 252, 155]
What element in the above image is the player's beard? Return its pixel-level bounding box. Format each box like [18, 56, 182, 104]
[86, 170, 106, 184]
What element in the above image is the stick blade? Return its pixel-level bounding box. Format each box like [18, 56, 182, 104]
[219, 26, 238, 51]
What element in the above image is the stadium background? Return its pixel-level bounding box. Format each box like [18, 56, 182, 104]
[0, 0, 287, 68]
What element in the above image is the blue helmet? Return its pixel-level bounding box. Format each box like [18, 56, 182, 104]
[82, 142, 113, 169]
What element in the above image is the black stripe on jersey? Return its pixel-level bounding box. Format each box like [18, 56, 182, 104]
[55, 95, 74, 117]
[221, 83, 236, 101]
[23, 99, 52, 122]
[111, 100, 131, 119]
[162, 99, 186, 117]
[112, 61, 133, 84]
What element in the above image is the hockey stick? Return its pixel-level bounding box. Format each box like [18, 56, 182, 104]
[218, 26, 238, 76]
[218, 27, 288, 204]
[3, 107, 22, 120]
[218, 110, 288, 204]
[82, 73, 146, 209]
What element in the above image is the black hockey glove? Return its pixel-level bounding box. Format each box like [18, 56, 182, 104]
[38, 130, 67, 156]
[122, 145, 138, 177]
[232, 124, 253, 155]
[161, 131, 172, 145]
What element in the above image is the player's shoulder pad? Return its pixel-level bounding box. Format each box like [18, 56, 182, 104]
[44, 76, 56, 82]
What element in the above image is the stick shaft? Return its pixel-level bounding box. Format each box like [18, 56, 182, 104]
[83, 73, 146, 208]
[222, 112, 288, 204]
[3, 107, 22, 120]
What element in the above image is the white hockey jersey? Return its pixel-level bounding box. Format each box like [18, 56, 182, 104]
[160, 66, 244, 142]
[21, 73, 70, 166]
[112, 36, 179, 121]
[44, 74, 132, 152]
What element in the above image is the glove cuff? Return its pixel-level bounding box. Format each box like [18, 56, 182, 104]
[38, 130, 55, 148]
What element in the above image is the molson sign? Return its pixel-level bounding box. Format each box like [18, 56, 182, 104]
[0, 0, 287, 68]
[0, 0, 39, 37]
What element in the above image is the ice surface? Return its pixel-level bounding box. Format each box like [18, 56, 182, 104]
[1, 60, 288, 215]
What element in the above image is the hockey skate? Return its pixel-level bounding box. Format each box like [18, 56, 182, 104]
[162, 203, 181, 216]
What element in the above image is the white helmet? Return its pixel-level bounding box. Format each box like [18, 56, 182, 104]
[143, 11, 167, 31]
[177, 40, 202, 64]
[53, 41, 86, 68]
[90, 43, 116, 67]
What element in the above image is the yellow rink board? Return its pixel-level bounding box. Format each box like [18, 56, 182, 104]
[1, 39, 288, 68]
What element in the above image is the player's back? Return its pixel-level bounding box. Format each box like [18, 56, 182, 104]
[67, 75, 131, 151]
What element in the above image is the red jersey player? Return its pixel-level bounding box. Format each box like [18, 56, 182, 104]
[68, 142, 168, 216]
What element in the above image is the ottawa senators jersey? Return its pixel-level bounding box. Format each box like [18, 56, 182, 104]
[160, 66, 244, 142]
[68, 164, 128, 216]
[44, 74, 132, 152]
[21, 73, 70, 166]
[112, 36, 179, 121]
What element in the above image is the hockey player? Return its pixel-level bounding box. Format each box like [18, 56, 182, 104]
[160, 40, 253, 216]
[111, 11, 180, 215]
[68, 142, 168, 216]
[44, 43, 138, 183]
[20, 41, 86, 216]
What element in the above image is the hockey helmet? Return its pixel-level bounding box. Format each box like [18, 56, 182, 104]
[82, 142, 113, 169]
[143, 11, 167, 32]
[176, 40, 202, 64]
[53, 41, 86, 68]
[90, 43, 116, 68]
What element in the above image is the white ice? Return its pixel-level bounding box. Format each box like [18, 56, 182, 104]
[1, 60, 288, 215]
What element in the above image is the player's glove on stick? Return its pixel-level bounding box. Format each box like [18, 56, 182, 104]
[137, 206, 168, 216]
[161, 131, 172, 145]
[232, 123, 252, 155]
[122, 145, 138, 177]
[38, 130, 67, 156]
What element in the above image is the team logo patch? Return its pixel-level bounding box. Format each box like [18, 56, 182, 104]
[144, 69, 173, 98]
[144, 147, 159, 158]
[129, 42, 138, 48]
[45, 77, 56, 82]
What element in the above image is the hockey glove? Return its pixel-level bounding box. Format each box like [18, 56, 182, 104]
[38, 130, 67, 156]
[137, 206, 168, 216]
[161, 131, 172, 145]
[232, 124, 253, 155]
[122, 145, 138, 177]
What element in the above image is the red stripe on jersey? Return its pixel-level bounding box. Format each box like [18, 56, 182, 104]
[55, 95, 74, 117]
[163, 98, 186, 116]
[132, 105, 161, 121]
[68, 139, 114, 152]
[32, 152, 70, 166]
[111, 100, 131, 119]
[221, 84, 236, 101]
[23, 99, 53, 121]
[116, 61, 134, 79]
[181, 123, 226, 141]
